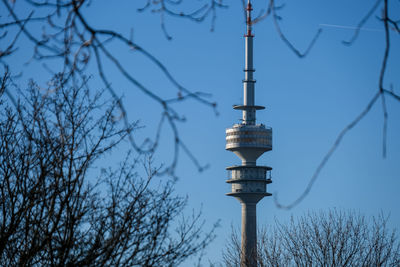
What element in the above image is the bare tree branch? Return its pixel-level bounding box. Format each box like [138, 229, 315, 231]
[270, 0, 322, 58]
[275, 91, 380, 210]
[275, 0, 400, 209]
[343, 0, 382, 45]
[0, 0, 224, 175]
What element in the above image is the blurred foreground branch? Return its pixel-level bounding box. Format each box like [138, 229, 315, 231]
[275, 0, 400, 209]
[0, 0, 227, 176]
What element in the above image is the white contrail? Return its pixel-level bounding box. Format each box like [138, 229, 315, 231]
[319, 23, 382, 32]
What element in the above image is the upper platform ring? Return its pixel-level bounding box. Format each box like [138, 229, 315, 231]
[233, 105, 265, 110]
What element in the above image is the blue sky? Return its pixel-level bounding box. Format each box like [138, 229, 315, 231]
[2, 0, 400, 265]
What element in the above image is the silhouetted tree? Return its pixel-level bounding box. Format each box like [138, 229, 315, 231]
[223, 210, 400, 267]
[0, 72, 216, 266]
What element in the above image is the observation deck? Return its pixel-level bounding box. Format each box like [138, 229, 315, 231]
[226, 123, 272, 150]
[226, 165, 272, 202]
[226, 123, 272, 165]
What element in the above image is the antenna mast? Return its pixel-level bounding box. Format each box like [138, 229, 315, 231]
[243, 0, 255, 125]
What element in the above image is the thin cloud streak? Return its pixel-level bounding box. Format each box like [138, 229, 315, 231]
[319, 23, 383, 32]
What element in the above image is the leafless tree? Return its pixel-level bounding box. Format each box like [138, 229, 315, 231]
[223, 210, 400, 267]
[0, 73, 216, 266]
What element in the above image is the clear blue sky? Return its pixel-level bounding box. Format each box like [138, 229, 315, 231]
[3, 0, 400, 265]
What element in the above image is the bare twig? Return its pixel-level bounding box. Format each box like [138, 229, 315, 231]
[275, 92, 381, 210]
[343, 0, 382, 45]
[270, 0, 322, 58]
[139, 0, 227, 37]
[381, 93, 388, 158]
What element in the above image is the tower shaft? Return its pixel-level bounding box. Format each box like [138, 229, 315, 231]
[241, 202, 257, 266]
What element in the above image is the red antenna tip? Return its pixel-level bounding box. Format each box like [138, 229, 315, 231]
[245, 0, 254, 37]
[246, 1, 253, 11]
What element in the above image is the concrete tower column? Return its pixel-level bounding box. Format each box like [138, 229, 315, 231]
[241, 202, 257, 267]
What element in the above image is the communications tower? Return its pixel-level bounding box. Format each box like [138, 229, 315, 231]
[225, 1, 273, 266]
